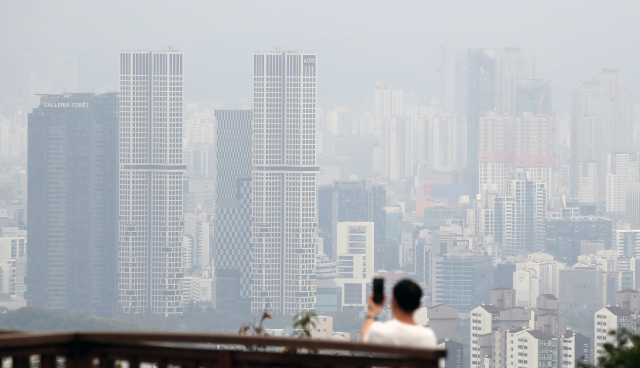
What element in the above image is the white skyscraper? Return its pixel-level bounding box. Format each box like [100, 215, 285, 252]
[334, 222, 375, 311]
[579, 162, 599, 205]
[118, 50, 185, 314]
[373, 84, 403, 138]
[252, 50, 317, 314]
[606, 152, 638, 213]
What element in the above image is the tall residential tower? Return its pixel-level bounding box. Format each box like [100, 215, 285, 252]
[27, 93, 119, 315]
[213, 109, 253, 312]
[251, 50, 318, 314]
[118, 51, 185, 314]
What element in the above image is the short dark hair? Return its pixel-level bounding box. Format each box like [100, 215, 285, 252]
[393, 279, 422, 313]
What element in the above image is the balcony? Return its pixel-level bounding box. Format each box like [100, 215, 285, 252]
[0, 331, 445, 368]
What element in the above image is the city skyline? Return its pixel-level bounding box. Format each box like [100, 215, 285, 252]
[3, 2, 640, 367]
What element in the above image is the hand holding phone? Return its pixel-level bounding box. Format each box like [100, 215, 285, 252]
[373, 278, 384, 305]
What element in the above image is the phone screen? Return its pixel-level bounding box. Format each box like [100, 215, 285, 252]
[373, 278, 384, 304]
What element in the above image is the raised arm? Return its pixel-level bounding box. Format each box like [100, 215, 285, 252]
[361, 292, 385, 341]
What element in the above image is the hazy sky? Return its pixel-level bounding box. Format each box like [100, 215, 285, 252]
[2, 0, 639, 114]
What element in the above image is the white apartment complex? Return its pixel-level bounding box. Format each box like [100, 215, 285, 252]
[373, 84, 403, 138]
[605, 152, 638, 213]
[118, 50, 185, 314]
[334, 222, 374, 311]
[506, 329, 557, 368]
[594, 306, 637, 360]
[251, 51, 318, 314]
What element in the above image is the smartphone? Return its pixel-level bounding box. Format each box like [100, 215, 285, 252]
[373, 278, 384, 304]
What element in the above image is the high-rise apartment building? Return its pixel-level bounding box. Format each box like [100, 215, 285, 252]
[466, 49, 502, 195]
[478, 113, 515, 196]
[479, 113, 514, 152]
[545, 217, 613, 265]
[500, 48, 537, 117]
[515, 112, 555, 156]
[570, 69, 634, 202]
[118, 51, 185, 314]
[441, 47, 538, 195]
[213, 110, 252, 311]
[626, 183, 640, 229]
[334, 222, 374, 311]
[606, 152, 638, 213]
[0, 237, 27, 297]
[373, 84, 405, 179]
[477, 169, 547, 258]
[251, 51, 318, 314]
[505, 329, 557, 368]
[594, 306, 637, 360]
[508, 169, 548, 255]
[373, 83, 403, 139]
[424, 115, 466, 171]
[184, 212, 213, 269]
[579, 162, 599, 205]
[27, 93, 119, 315]
[431, 252, 493, 311]
[469, 288, 535, 368]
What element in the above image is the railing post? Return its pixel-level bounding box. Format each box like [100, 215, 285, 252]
[66, 354, 93, 368]
[218, 352, 233, 368]
[40, 354, 57, 368]
[99, 355, 115, 368]
[12, 356, 29, 368]
[129, 356, 140, 368]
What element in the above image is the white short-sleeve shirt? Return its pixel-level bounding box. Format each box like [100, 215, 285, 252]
[363, 319, 437, 348]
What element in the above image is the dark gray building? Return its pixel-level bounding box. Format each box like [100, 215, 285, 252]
[494, 262, 516, 289]
[26, 93, 119, 315]
[545, 217, 612, 265]
[212, 110, 252, 313]
[559, 266, 605, 315]
[317, 180, 385, 260]
[437, 339, 464, 368]
[466, 49, 500, 195]
[431, 252, 493, 311]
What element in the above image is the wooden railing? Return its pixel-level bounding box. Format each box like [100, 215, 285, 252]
[0, 331, 446, 368]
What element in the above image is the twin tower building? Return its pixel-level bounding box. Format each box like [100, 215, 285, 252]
[26, 50, 318, 315]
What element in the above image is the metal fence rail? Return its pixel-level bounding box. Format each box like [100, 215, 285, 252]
[0, 331, 446, 368]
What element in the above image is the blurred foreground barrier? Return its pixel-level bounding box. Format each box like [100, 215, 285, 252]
[0, 331, 446, 368]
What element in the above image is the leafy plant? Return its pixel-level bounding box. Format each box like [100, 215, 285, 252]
[579, 329, 640, 368]
[238, 309, 272, 351]
[284, 311, 318, 354]
[237, 309, 319, 354]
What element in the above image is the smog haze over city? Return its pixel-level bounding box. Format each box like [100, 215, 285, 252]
[1, 1, 640, 368]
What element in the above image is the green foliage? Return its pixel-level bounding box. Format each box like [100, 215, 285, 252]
[579, 329, 640, 368]
[235, 309, 319, 354]
[284, 311, 318, 354]
[0, 306, 134, 332]
[238, 310, 272, 351]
